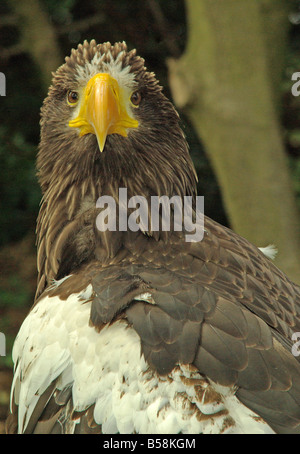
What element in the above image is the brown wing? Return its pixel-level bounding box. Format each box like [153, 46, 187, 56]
[41, 215, 300, 434]
[10, 215, 300, 434]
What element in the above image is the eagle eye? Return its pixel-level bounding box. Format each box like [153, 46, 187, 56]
[67, 90, 79, 106]
[130, 91, 142, 106]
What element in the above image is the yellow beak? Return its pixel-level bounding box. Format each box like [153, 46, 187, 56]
[69, 73, 138, 151]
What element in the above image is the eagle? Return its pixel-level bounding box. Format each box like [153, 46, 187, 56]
[6, 40, 300, 434]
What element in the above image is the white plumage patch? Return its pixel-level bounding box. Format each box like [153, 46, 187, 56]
[11, 277, 274, 434]
[258, 244, 278, 260]
[75, 49, 137, 92]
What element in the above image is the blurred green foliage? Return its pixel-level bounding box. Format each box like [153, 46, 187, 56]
[0, 127, 40, 245]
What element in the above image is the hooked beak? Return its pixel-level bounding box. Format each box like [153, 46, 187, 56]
[69, 73, 138, 151]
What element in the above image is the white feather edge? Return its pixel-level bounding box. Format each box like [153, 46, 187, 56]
[258, 244, 278, 260]
[11, 276, 274, 434]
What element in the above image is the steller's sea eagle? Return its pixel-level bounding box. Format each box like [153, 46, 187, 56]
[6, 40, 300, 434]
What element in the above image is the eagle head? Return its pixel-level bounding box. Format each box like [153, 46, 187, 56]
[37, 40, 197, 198]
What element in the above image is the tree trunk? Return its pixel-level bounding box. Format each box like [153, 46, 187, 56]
[168, 0, 300, 283]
